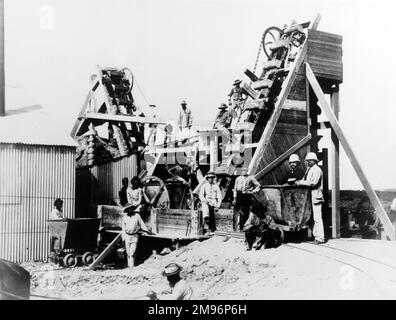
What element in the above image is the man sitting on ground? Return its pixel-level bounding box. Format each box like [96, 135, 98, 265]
[243, 199, 282, 251]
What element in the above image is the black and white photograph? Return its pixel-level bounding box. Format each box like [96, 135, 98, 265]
[1, 0, 396, 305]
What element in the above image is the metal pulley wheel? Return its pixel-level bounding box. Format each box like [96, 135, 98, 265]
[289, 30, 306, 48]
[121, 67, 134, 94]
[82, 252, 94, 266]
[262, 26, 283, 58]
[63, 254, 77, 268]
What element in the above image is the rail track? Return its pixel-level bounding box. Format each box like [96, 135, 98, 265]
[215, 231, 396, 298]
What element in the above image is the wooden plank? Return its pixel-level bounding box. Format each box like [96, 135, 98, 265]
[244, 69, 258, 82]
[252, 79, 273, 91]
[70, 92, 91, 138]
[80, 112, 165, 125]
[255, 134, 311, 180]
[308, 13, 322, 30]
[89, 233, 122, 270]
[278, 109, 307, 124]
[306, 63, 395, 240]
[248, 42, 308, 175]
[241, 83, 257, 99]
[331, 85, 341, 238]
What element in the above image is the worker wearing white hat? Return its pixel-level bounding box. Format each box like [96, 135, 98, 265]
[281, 154, 305, 185]
[296, 152, 325, 244]
[199, 172, 222, 233]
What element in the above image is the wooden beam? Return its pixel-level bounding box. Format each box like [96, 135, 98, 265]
[0, 0, 4, 117]
[70, 92, 91, 138]
[330, 85, 341, 238]
[308, 13, 321, 30]
[89, 233, 122, 270]
[80, 112, 165, 125]
[255, 134, 311, 180]
[306, 63, 395, 240]
[248, 42, 308, 175]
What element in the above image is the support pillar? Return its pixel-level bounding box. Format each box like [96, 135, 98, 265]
[330, 85, 341, 238]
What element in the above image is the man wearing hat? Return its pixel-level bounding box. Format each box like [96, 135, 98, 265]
[147, 263, 193, 300]
[233, 168, 251, 231]
[281, 154, 305, 185]
[228, 79, 246, 119]
[199, 172, 222, 233]
[296, 152, 325, 244]
[214, 103, 233, 129]
[177, 100, 193, 140]
[122, 204, 152, 268]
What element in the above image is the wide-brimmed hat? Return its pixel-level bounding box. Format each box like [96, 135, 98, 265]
[162, 263, 182, 277]
[289, 154, 301, 163]
[206, 171, 216, 179]
[233, 79, 242, 86]
[180, 100, 187, 105]
[218, 103, 228, 110]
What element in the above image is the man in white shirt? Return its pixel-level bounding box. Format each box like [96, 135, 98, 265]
[199, 172, 222, 233]
[177, 100, 193, 140]
[296, 152, 325, 244]
[122, 204, 152, 268]
[50, 198, 64, 220]
[147, 263, 193, 300]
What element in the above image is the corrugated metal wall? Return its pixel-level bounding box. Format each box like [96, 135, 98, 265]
[76, 155, 137, 217]
[0, 143, 76, 262]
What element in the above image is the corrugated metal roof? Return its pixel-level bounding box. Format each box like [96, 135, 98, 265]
[0, 88, 78, 147]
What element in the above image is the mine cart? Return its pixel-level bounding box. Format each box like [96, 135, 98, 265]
[255, 185, 313, 232]
[47, 218, 101, 267]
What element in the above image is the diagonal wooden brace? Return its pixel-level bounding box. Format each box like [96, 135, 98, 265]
[306, 63, 395, 240]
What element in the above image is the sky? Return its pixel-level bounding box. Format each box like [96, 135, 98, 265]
[3, 0, 396, 189]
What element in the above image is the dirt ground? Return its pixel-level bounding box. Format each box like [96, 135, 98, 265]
[22, 236, 396, 300]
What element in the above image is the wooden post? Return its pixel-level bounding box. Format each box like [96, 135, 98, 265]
[306, 63, 395, 240]
[330, 85, 341, 238]
[321, 148, 330, 238]
[0, 0, 5, 117]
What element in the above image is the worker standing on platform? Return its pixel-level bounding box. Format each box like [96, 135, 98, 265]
[228, 79, 246, 121]
[199, 172, 222, 233]
[281, 154, 305, 185]
[177, 100, 193, 140]
[214, 103, 232, 129]
[122, 204, 151, 268]
[296, 152, 325, 244]
[127, 176, 144, 213]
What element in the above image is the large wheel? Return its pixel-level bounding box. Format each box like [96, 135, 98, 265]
[63, 254, 78, 268]
[82, 252, 94, 266]
[262, 26, 283, 58]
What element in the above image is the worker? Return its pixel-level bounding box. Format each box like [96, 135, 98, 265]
[122, 204, 152, 268]
[243, 199, 282, 250]
[295, 152, 325, 244]
[118, 177, 129, 207]
[127, 176, 145, 213]
[228, 79, 246, 118]
[146, 122, 158, 146]
[177, 100, 193, 140]
[213, 103, 232, 129]
[281, 154, 305, 185]
[232, 168, 251, 231]
[146, 263, 193, 300]
[199, 172, 222, 233]
[50, 198, 64, 220]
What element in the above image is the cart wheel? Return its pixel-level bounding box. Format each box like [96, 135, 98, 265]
[63, 254, 78, 268]
[82, 252, 94, 266]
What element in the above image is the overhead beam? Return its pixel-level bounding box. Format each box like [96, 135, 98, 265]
[308, 13, 321, 30]
[248, 42, 308, 175]
[306, 63, 395, 240]
[255, 134, 311, 180]
[80, 112, 165, 125]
